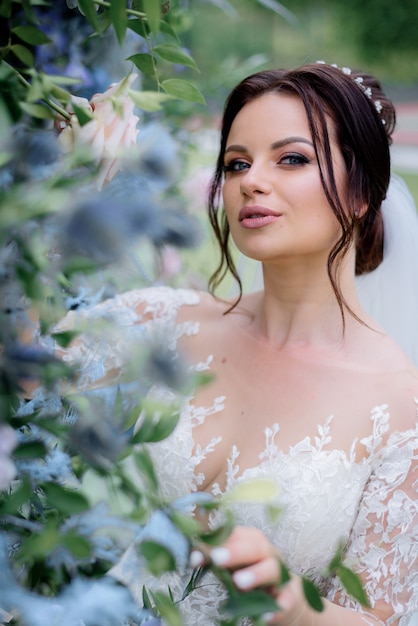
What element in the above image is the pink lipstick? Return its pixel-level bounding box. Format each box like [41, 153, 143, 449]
[238, 205, 281, 229]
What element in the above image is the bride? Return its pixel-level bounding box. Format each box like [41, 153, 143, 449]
[58, 62, 418, 625]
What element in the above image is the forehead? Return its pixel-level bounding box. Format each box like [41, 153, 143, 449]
[226, 92, 337, 149]
[227, 93, 312, 142]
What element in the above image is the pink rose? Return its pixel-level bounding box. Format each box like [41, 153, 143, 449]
[0, 424, 17, 491]
[59, 74, 140, 190]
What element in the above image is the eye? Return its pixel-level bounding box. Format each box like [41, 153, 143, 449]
[223, 160, 251, 173]
[280, 153, 310, 166]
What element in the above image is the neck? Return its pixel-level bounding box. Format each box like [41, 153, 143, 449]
[251, 254, 363, 349]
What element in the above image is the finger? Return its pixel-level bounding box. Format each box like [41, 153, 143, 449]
[232, 556, 281, 590]
[210, 526, 278, 569]
[264, 576, 307, 625]
[189, 549, 206, 569]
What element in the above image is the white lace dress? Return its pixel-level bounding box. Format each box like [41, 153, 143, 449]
[58, 286, 418, 626]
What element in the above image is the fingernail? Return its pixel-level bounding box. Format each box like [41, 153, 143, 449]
[262, 612, 277, 624]
[189, 550, 205, 568]
[210, 547, 231, 566]
[233, 570, 256, 590]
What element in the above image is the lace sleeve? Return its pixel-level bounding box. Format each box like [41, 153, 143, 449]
[50, 286, 200, 389]
[327, 426, 418, 626]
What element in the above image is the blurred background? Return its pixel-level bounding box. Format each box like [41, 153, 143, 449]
[176, 0, 418, 186]
[4, 0, 417, 289]
[156, 0, 418, 288]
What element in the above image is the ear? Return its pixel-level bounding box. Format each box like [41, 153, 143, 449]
[353, 201, 368, 220]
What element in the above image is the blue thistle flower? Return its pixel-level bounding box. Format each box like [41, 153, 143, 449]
[69, 413, 129, 470]
[4, 128, 62, 184]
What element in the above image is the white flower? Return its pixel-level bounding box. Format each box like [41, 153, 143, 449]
[0, 424, 17, 491]
[58, 74, 140, 190]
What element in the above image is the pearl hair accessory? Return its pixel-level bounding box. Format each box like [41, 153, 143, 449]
[316, 61, 386, 125]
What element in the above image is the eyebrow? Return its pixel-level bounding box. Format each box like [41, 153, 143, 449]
[225, 136, 314, 154]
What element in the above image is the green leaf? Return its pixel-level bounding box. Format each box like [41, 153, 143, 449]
[42, 482, 90, 515]
[52, 330, 79, 349]
[327, 543, 344, 573]
[170, 511, 201, 537]
[19, 102, 54, 120]
[143, 0, 161, 37]
[127, 17, 149, 38]
[110, 0, 127, 45]
[223, 478, 280, 504]
[133, 448, 159, 491]
[142, 585, 153, 610]
[10, 44, 34, 67]
[161, 79, 205, 104]
[150, 590, 183, 626]
[0, 0, 12, 18]
[13, 440, 47, 459]
[35, 417, 69, 438]
[279, 560, 291, 586]
[73, 102, 94, 126]
[199, 514, 234, 547]
[160, 20, 180, 42]
[145, 410, 180, 442]
[43, 74, 82, 86]
[139, 541, 176, 575]
[61, 531, 92, 558]
[77, 0, 99, 30]
[127, 53, 155, 76]
[20, 0, 38, 24]
[26, 76, 44, 103]
[131, 400, 180, 443]
[20, 524, 60, 559]
[337, 565, 370, 607]
[63, 257, 100, 276]
[153, 44, 198, 71]
[129, 89, 174, 112]
[12, 25, 51, 45]
[123, 402, 143, 432]
[0, 477, 32, 515]
[41, 75, 76, 105]
[301, 577, 324, 612]
[223, 587, 279, 618]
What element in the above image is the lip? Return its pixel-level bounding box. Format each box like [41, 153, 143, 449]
[238, 205, 281, 229]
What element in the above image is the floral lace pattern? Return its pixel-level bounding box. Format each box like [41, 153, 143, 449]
[60, 287, 418, 626]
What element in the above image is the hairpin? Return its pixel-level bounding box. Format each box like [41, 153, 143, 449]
[316, 61, 386, 125]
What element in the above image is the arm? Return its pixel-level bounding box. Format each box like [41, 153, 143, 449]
[191, 427, 418, 626]
[45, 285, 200, 390]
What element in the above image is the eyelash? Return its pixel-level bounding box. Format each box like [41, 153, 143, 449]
[281, 153, 310, 166]
[223, 153, 310, 173]
[223, 161, 249, 173]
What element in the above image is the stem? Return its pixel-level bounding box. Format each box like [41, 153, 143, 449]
[41, 97, 71, 121]
[1, 515, 43, 532]
[143, 32, 162, 92]
[4, 62, 72, 121]
[92, 0, 146, 18]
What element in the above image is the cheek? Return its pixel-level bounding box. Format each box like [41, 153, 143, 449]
[221, 180, 235, 212]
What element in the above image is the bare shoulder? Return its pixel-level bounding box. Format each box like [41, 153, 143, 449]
[128, 285, 202, 322]
[175, 290, 235, 325]
[371, 337, 418, 433]
[174, 291, 244, 362]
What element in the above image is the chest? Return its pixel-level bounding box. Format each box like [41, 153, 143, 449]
[180, 337, 388, 492]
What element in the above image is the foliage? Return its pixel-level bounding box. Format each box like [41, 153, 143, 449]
[0, 1, 369, 625]
[327, 0, 418, 63]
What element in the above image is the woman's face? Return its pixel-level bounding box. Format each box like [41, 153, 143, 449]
[222, 93, 347, 267]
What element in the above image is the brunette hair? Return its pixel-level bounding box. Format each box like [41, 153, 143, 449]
[207, 63, 396, 315]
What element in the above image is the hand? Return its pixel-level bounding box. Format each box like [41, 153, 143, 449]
[190, 526, 309, 625]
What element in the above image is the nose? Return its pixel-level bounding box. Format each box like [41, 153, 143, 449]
[239, 162, 272, 197]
